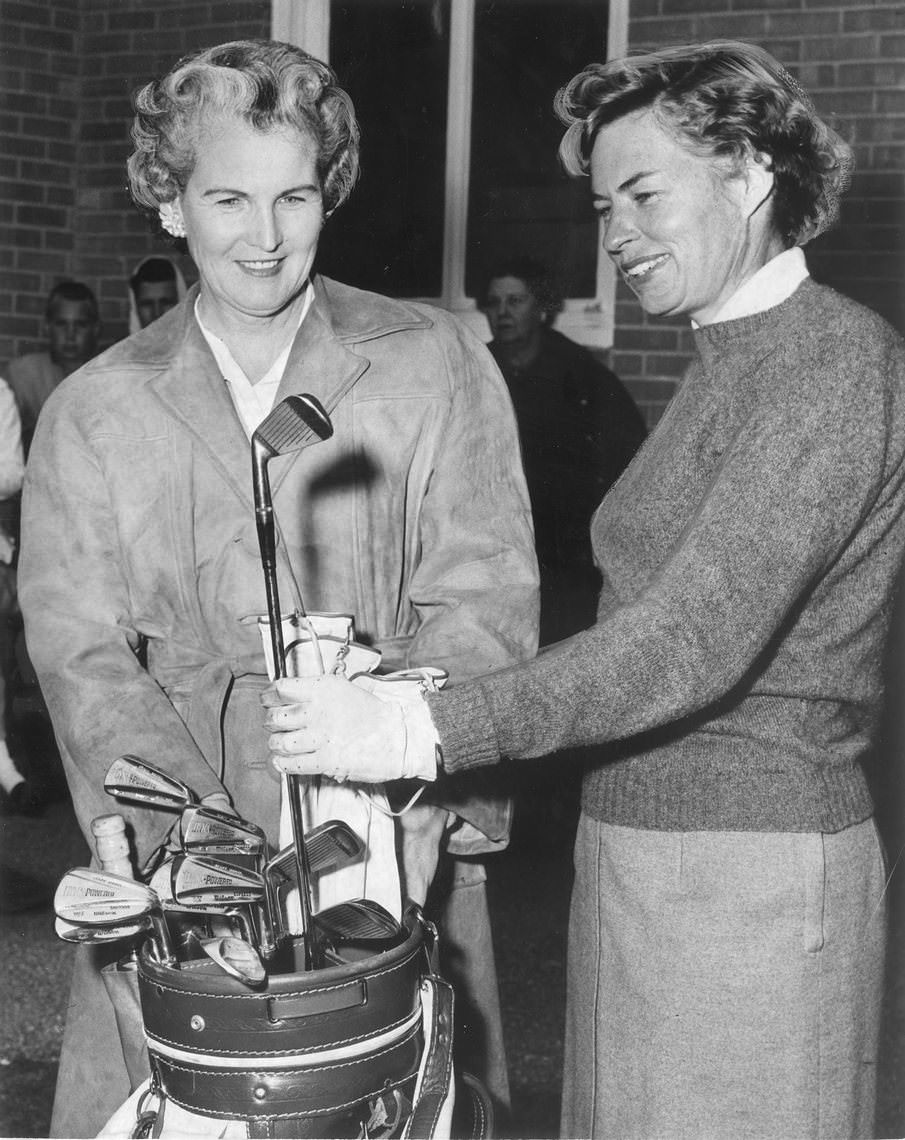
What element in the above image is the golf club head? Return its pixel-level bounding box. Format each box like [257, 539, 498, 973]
[191, 934, 267, 987]
[314, 898, 404, 944]
[171, 855, 266, 908]
[54, 868, 158, 926]
[251, 394, 333, 516]
[55, 914, 151, 945]
[305, 819, 365, 873]
[254, 394, 333, 459]
[147, 857, 176, 902]
[54, 868, 177, 965]
[265, 820, 365, 882]
[105, 755, 195, 811]
[179, 805, 266, 856]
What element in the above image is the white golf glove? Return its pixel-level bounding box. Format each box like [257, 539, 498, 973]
[262, 672, 441, 784]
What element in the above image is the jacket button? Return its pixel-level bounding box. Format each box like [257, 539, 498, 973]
[190, 1015, 205, 1031]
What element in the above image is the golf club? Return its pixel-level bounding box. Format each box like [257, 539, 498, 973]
[148, 856, 257, 954]
[54, 868, 176, 966]
[171, 854, 269, 950]
[104, 754, 197, 811]
[251, 393, 333, 970]
[179, 805, 267, 857]
[54, 914, 152, 946]
[315, 898, 404, 943]
[189, 933, 267, 988]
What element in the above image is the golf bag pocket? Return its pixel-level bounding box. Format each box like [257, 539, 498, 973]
[100, 958, 150, 1091]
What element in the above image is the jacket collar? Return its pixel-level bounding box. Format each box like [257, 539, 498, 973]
[144, 275, 432, 505]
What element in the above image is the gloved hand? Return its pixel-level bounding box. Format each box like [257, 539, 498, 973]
[262, 674, 439, 784]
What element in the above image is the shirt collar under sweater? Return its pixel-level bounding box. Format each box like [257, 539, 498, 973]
[692, 246, 808, 328]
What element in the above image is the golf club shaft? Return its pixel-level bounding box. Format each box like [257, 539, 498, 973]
[261, 511, 317, 968]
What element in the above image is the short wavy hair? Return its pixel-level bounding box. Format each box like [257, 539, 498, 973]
[479, 256, 564, 319]
[555, 40, 852, 247]
[127, 39, 360, 216]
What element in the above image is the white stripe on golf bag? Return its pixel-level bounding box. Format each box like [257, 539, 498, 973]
[145, 1005, 421, 1069]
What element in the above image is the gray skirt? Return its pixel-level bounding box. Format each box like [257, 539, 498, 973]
[562, 817, 887, 1139]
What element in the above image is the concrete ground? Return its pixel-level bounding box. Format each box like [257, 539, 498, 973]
[0, 731, 903, 1139]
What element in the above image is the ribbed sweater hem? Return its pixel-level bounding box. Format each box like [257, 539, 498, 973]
[428, 686, 875, 832]
[580, 734, 874, 833]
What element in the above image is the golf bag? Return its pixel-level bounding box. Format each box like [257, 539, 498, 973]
[98, 905, 493, 1139]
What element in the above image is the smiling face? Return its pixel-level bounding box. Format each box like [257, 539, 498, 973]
[590, 108, 770, 325]
[174, 115, 325, 335]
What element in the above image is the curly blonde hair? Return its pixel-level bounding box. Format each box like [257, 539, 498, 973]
[127, 39, 360, 216]
[555, 40, 852, 247]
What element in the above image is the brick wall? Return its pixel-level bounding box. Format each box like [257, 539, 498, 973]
[0, 0, 270, 366]
[2, 1, 902, 409]
[74, 0, 271, 345]
[0, 0, 80, 366]
[617, 0, 905, 426]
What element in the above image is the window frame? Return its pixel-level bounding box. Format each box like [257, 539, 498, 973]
[272, 0, 627, 347]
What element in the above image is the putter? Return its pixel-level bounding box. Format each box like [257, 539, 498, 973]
[54, 868, 176, 966]
[252, 393, 333, 970]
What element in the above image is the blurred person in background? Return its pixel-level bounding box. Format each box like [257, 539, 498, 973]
[0, 377, 35, 816]
[6, 281, 100, 456]
[481, 255, 645, 645]
[266, 40, 903, 1140]
[19, 40, 537, 1137]
[127, 254, 187, 333]
[481, 257, 646, 846]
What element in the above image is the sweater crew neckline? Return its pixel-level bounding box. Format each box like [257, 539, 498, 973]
[691, 277, 815, 371]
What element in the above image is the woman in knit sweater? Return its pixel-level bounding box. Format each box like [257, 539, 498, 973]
[263, 42, 905, 1139]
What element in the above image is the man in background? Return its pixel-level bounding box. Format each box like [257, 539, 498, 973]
[7, 281, 100, 455]
[128, 256, 186, 333]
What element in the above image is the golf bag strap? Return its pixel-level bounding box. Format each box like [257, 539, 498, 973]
[402, 976, 455, 1139]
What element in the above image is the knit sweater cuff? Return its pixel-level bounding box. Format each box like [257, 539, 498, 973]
[425, 685, 502, 774]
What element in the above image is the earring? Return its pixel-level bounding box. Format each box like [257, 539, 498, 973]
[158, 201, 186, 238]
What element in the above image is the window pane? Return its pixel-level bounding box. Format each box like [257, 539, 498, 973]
[318, 0, 451, 296]
[466, 0, 607, 300]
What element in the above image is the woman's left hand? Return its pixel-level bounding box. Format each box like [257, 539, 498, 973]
[263, 675, 425, 783]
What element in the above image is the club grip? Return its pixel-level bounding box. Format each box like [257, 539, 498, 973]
[91, 813, 134, 879]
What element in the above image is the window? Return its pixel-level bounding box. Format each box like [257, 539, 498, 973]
[272, 0, 624, 345]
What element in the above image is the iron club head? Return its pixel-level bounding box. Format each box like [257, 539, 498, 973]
[179, 805, 266, 856]
[54, 868, 176, 966]
[105, 755, 196, 811]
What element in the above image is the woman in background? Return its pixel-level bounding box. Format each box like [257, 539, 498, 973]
[266, 40, 905, 1139]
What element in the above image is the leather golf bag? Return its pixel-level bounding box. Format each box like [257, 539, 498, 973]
[102, 906, 493, 1139]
